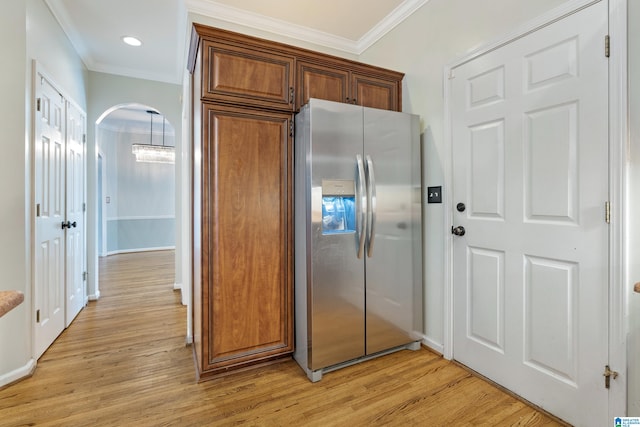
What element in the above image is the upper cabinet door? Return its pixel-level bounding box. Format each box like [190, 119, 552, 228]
[351, 73, 400, 111]
[296, 61, 349, 110]
[201, 40, 295, 111]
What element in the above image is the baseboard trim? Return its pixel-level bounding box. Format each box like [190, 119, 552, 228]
[88, 290, 101, 301]
[106, 246, 175, 256]
[422, 337, 444, 356]
[0, 358, 36, 390]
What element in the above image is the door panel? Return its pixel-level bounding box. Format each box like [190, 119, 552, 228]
[467, 247, 504, 352]
[525, 103, 578, 222]
[202, 105, 293, 370]
[201, 40, 295, 111]
[451, 2, 608, 425]
[351, 73, 399, 111]
[469, 120, 505, 219]
[524, 256, 578, 385]
[297, 61, 349, 110]
[65, 101, 86, 326]
[34, 75, 66, 359]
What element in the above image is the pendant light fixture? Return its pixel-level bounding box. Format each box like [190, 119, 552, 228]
[131, 110, 175, 164]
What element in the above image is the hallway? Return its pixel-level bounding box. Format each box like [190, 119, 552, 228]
[0, 251, 565, 426]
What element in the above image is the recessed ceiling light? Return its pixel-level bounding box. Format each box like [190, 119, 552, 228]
[122, 36, 142, 47]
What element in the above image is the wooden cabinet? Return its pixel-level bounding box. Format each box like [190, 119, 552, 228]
[297, 61, 349, 107]
[194, 103, 294, 377]
[297, 61, 401, 111]
[351, 72, 400, 111]
[189, 23, 404, 381]
[201, 40, 295, 111]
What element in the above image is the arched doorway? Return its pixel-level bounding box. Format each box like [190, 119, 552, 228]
[94, 104, 177, 296]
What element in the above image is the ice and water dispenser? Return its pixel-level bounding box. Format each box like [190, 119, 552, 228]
[321, 180, 356, 235]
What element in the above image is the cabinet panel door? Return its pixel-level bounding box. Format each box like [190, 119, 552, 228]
[202, 105, 293, 371]
[351, 73, 400, 111]
[202, 40, 295, 111]
[297, 61, 349, 110]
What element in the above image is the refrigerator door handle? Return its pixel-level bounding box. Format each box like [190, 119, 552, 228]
[356, 154, 367, 259]
[366, 155, 377, 257]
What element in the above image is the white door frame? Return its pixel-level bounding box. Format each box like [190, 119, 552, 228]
[443, 0, 627, 419]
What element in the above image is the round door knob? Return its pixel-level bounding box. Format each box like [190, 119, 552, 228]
[452, 225, 466, 236]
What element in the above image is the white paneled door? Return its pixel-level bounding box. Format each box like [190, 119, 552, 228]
[34, 68, 87, 359]
[450, 2, 608, 426]
[34, 75, 66, 359]
[65, 101, 86, 327]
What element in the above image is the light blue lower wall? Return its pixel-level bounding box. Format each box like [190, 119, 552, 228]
[107, 218, 175, 253]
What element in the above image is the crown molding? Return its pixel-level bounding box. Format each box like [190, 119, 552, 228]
[357, 0, 429, 53]
[185, 0, 427, 55]
[44, 0, 94, 68]
[185, 0, 358, 53]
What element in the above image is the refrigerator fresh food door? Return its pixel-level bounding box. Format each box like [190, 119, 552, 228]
[363, 107, 422, 355]
[308, 99, 366, 370]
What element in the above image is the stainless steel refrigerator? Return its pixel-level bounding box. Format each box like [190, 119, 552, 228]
[294, 98, 423, 382]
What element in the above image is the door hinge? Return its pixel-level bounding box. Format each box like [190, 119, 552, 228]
[83, 134, 86, 143]
[604, 365, 618, 389]
[36, 203, 41, 217]
[36, 98, 41, 112]
[605, 201, 611, 224]
[605, 35, 610, 58]
[289, 121, 294, 138]
[83, 202, 86, 212]
[289, 87, 295, 104]
[83, 271, 88, 281]
[36, 309, 40, 323]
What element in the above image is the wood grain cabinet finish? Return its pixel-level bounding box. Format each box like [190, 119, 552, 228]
[297, 61, 401, 111]
[201, 40, 295, 111]
[297, 61, 350, 108]
[189, 23, 403, 381]
[197, 104, 294, 376]
[351, 72, 400, 112]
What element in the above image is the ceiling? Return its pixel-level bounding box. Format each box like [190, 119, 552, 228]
[44, 0, 426, 85]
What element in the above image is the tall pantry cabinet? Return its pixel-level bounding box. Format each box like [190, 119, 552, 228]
[189, 23, 404, 380]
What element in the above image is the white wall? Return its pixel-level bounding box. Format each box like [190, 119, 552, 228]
[0, 0, 29, 386]
[358, 0, 570, 352]
[98, 124, 176, 253]
[627, 0, 640, 416]
[0, 0, 88, 387]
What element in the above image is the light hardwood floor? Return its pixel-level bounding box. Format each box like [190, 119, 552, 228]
[0, 251, 567, 426]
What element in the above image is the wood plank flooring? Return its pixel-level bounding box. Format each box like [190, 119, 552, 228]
[0, 250, 567, 426]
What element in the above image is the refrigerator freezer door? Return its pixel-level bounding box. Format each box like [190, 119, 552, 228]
[363, 107, 422, 355]
[308, 99, 366, 370]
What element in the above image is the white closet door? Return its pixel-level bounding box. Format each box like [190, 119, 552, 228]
[65, 100, 86, 326]
[34, 74, 66, 359]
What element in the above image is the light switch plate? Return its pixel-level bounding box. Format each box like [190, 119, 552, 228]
[427, 186, 442, 204]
